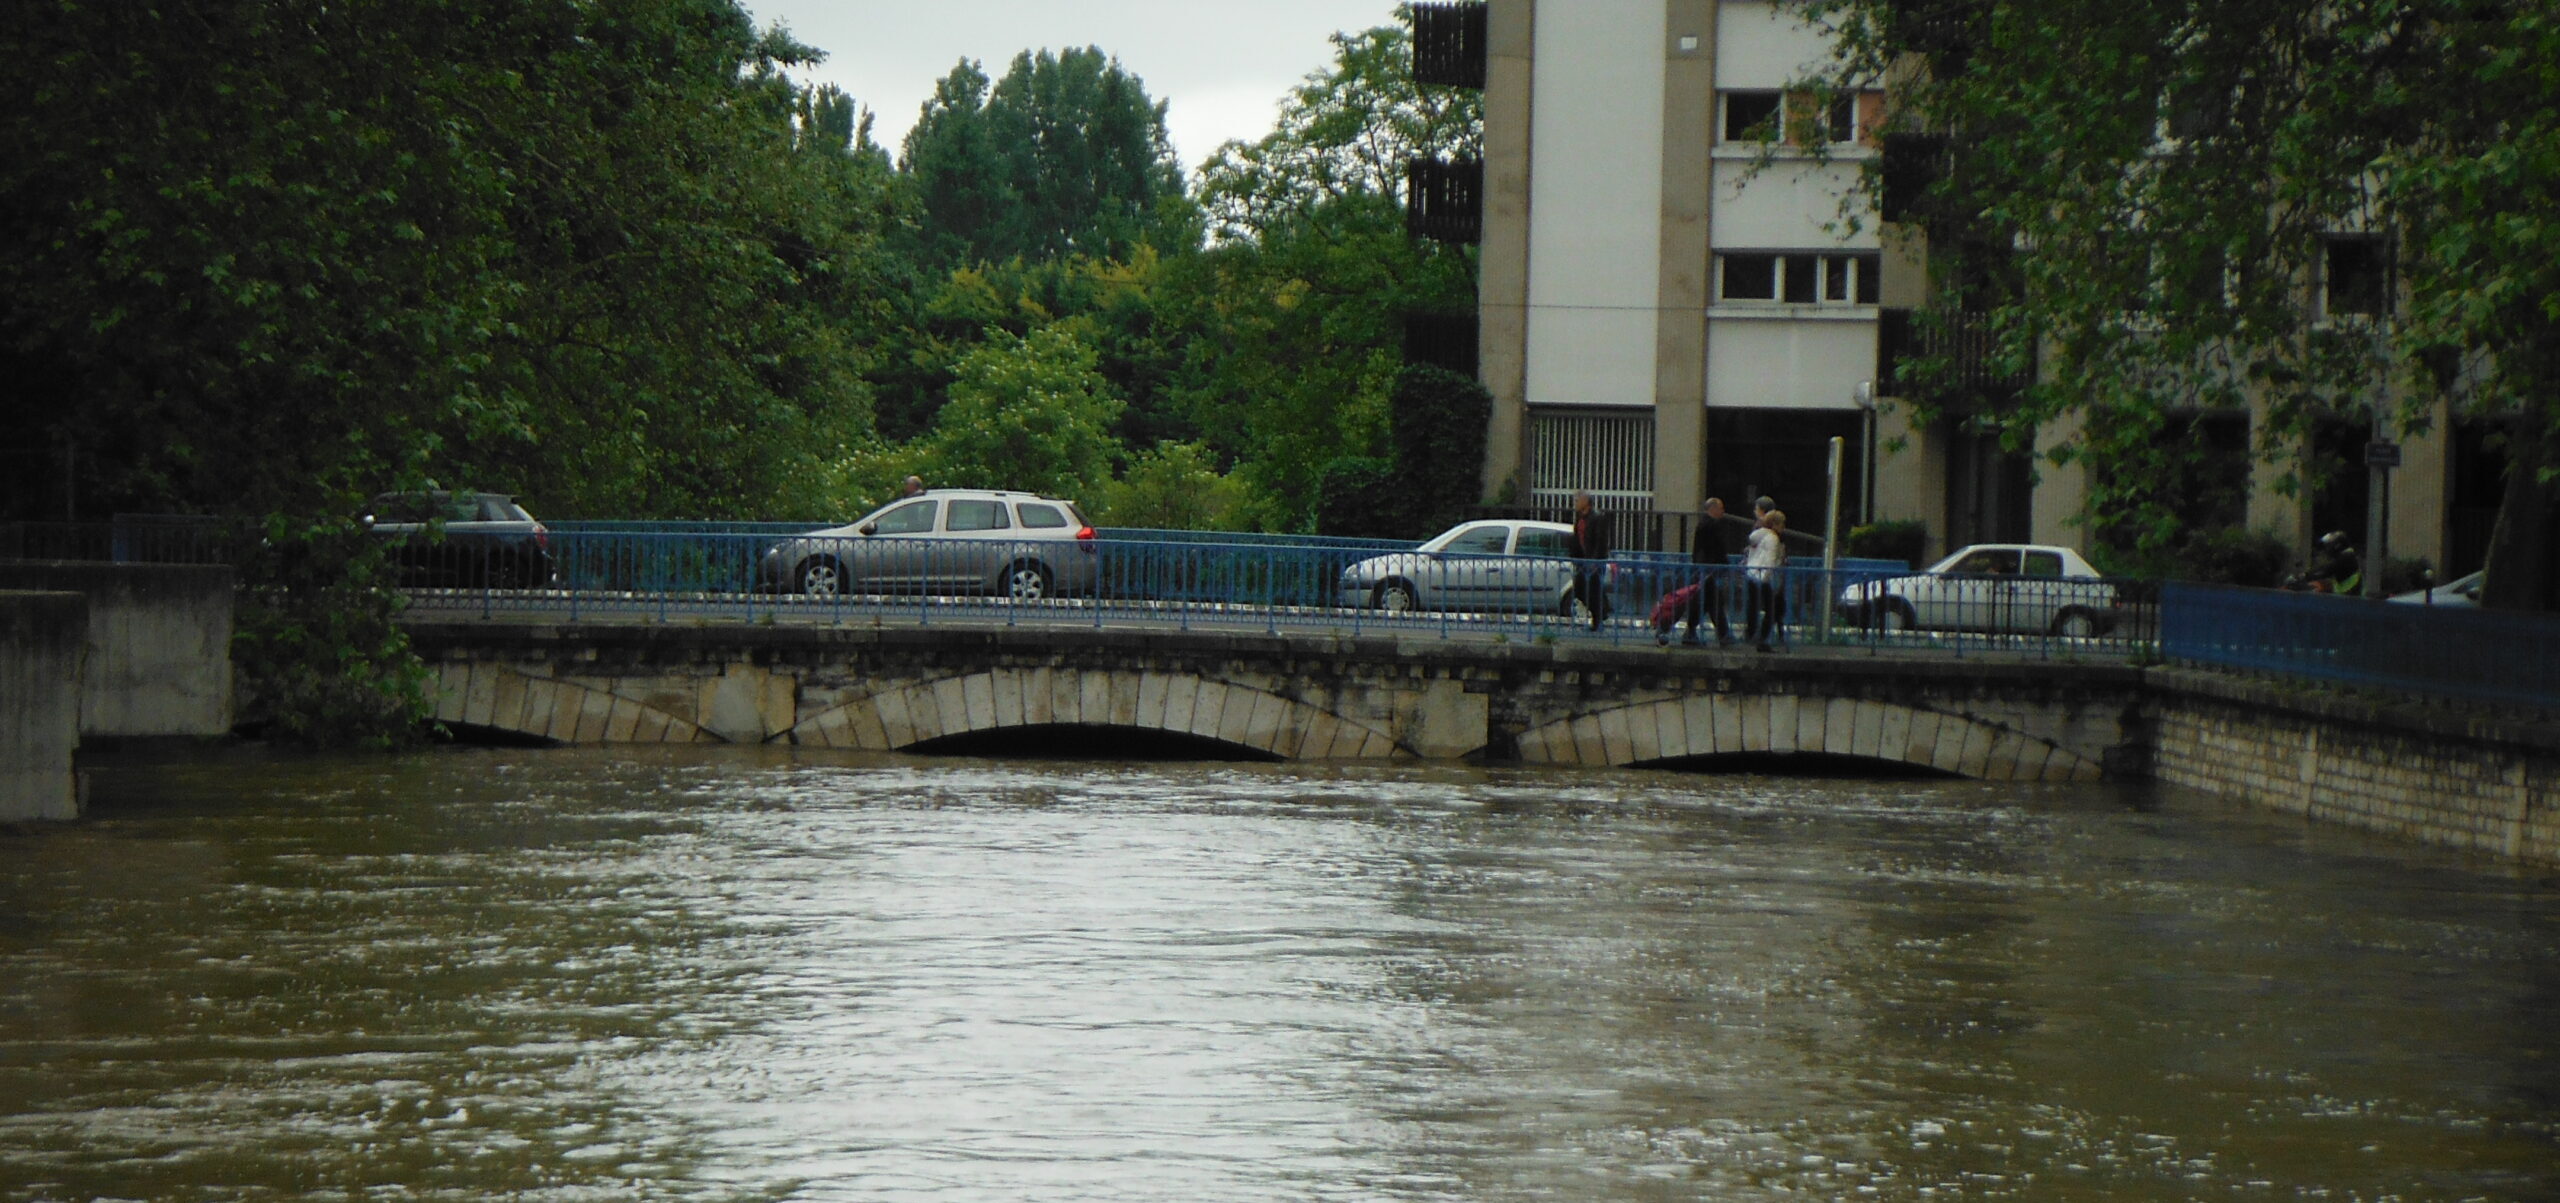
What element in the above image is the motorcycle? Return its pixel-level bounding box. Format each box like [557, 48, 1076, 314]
[2282, 530, 2360, 594]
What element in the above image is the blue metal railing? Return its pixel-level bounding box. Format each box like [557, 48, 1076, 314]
[2161, 582, 2560, 709]
[21, 518, 2554, 708]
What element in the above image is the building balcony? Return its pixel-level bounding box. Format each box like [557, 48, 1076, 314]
[1410, 2, 1487, 90]
[1407, 157, 1484, 244]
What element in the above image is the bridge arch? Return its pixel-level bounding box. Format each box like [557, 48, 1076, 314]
[428, 661, 713, 744]
[789, 666, 1407, 760]
[1515, 694, 2102, 782]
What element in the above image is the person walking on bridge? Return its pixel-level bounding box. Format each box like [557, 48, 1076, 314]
[1745, 508, 1788, 652]
[1684, 497, 1741, 646]
[1570, 490, 1614, 631]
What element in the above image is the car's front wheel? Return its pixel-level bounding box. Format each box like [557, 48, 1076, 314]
[797, 556, 848, 598]
[2050, 608, 2098, 638]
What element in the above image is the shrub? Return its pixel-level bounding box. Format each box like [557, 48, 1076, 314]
[1845, 519, 1929, 566]
[2172, 527, 2290, 587]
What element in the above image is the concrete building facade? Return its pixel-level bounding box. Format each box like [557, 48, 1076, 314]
[1477, 0, 1888, 542]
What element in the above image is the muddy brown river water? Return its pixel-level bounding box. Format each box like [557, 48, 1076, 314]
[2, 746, 2556, 1201]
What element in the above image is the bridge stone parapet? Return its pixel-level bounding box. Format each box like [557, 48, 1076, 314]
[404, 621, 2149, 779]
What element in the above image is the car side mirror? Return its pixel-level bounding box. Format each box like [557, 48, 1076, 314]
[859, 523, 878, 536]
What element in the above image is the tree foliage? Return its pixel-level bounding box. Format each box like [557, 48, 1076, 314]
[1790, 0, 2560, 607]
[0, 0, 889, 737]
[1167, 25, 1483, 530]
[899, 47, 1187, 268]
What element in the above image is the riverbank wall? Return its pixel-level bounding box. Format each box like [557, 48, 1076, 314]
[0, 563, 233, 738]
[2148, 669, 2560, 866]
[0, 591, 86, 821]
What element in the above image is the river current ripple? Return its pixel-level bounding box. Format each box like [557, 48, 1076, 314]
[2, 747, 2557, 1201]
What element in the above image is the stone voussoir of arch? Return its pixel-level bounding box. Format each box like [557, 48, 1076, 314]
[1513, 693, 2099, 781]
[784, 665, 1405, 759]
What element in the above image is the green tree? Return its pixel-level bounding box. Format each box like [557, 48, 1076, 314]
[0, 0, 890, 739]
[1099, 440, 1252, 531]
[1167, 23, 1482, 531]
[1792, 0, 2560, 608]
[899, 47, 1186, 267]
[906, 323, 1126, 503]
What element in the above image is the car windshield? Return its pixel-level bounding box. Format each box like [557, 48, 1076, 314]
[869, 499, 937, 535]
[1945, 549, 2020, 574]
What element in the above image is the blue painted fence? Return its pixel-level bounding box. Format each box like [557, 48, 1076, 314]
[2161, 582, 2560, 710]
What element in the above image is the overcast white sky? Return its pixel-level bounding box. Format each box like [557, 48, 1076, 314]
[740, 1, 1405, 175]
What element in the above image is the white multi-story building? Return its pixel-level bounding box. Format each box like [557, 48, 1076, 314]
[1472, 0, 1897, 542]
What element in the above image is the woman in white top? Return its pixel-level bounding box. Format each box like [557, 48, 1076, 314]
[1744, 510, 1786, 651]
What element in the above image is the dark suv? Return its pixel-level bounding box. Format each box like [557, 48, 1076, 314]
[365, 491, 553, 587]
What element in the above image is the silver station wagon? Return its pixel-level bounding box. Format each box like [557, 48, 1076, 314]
[1336, 519, 1585, 618]
[758, 489, 1097, 600]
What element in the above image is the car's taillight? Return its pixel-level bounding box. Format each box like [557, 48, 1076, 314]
[533, 522, 549, 551]
[1075, 525, 1096, 553]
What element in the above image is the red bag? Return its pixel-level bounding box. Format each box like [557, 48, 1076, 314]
[1649, 583, 1701, 632]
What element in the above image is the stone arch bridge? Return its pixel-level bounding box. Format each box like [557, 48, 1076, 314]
[407, 621, 2148, 780]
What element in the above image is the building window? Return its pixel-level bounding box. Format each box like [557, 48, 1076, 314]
[1719, 252, 1880, 305]
[1819, 91, 1857, 144]
[1722, 90, 1868, 145]
[2324, 235, 2388, 318]
[1530, 408, 1655, 507]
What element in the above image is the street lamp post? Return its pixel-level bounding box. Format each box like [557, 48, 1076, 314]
[1854, 380, 1877, 528]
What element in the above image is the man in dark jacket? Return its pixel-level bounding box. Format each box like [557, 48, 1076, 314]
[1570, 490, 1612, 630]
[1683, 496, 1743, 645]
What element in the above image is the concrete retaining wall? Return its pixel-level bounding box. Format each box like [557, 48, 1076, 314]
[0, 562, 233, 737]
[0, 591, 87, 821]
[2151, 670, 2560, 865]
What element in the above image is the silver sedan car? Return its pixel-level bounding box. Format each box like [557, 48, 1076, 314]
[1337, 519, 1585, 618]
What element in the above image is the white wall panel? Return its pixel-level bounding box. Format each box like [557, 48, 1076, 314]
[1525, 0, 1666, 407]
[1715, 1, 1838, 88]
[1711, 159, 1876, 249]
[1705, 316, 1878, 409]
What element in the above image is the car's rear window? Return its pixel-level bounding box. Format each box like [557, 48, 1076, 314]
[474, 497, 524, 522]
[2022, 551, 2064, 578]
[948, 498, 1010, 531]
[1017, 503, 1068, 529]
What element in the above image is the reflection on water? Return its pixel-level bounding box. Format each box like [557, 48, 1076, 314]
[2, 746, 2556, 1201]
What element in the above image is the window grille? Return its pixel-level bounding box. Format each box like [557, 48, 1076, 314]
[1530, 408, 1655, 506]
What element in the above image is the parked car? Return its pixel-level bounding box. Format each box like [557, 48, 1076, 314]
[1336, 519, 1588, 617]
[756, 489, 1097, 600]
[2389, 569, 2483, 607]
[1838, 543, 2120, 636]
[364, 490, 553, 587]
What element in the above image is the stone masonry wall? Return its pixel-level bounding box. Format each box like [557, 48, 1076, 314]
[2151, 670, 2560, 865]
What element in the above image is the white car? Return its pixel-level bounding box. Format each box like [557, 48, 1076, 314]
[1337, 519, 1587, 617]
[2389, 569, 2482, 607]
[1839, 543, 2120, 637]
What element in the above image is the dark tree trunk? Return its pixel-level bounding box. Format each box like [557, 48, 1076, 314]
[2478, 421, 2560, 612]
